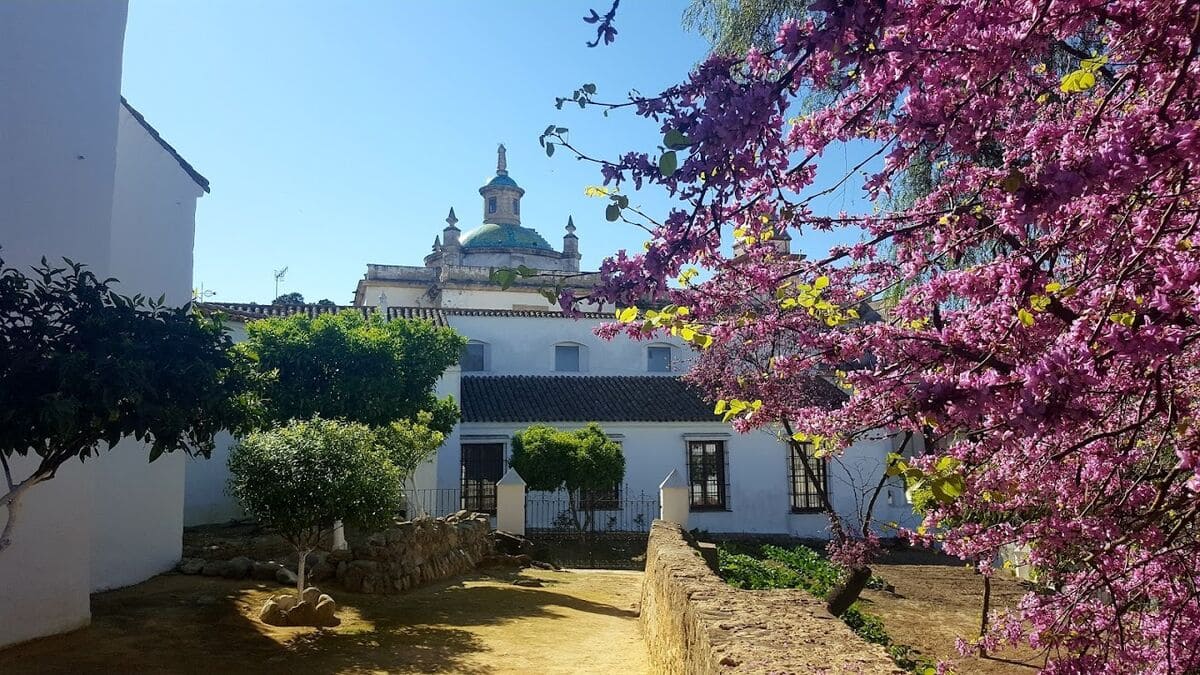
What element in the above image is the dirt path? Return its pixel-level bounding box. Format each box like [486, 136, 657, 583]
[0, 568, 648, 674]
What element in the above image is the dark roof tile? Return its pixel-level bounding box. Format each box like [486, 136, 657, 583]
[462, 375, 719, 423]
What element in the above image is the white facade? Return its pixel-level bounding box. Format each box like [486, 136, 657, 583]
[0, 0, 209, 647]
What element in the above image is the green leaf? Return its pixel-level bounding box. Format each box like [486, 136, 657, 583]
[582, 83, 596, 94]
[538, 288, 559, 304]
[659, 151, 678, 177]
[616, 195, 630, 209]
[664, 130, 691, 150]
[545, 143, 555, 157]
[605, 204, 621, 222]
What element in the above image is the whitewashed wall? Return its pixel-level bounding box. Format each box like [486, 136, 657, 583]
[446, 315, 693, 376]
[455, 421, 918, 536]
[0, 0, 129, 648]
[90, 101, 207, 591]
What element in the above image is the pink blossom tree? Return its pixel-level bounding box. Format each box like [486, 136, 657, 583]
[553, 1, 1200, 671]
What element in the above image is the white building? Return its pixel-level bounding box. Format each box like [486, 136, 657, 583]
[0, 1, 210, 648]
[195, 149, 915, 538]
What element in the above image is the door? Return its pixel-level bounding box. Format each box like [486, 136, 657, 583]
[460, 443, 505, 514]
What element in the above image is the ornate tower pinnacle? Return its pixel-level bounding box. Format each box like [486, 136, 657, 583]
[497, 143, 507, 175]
[445, 207, 459, 229]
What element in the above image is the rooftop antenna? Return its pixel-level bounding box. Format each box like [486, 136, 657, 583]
[273, 266, 288, 300]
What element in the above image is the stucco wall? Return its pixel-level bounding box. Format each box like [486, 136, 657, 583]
[88, 102, 206, 592]
[0, 0, 129, 648]
[446, 315, 693, 376]
[453, 421, 918, 536]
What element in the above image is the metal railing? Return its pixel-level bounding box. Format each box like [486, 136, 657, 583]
[402, 488, 463, 519]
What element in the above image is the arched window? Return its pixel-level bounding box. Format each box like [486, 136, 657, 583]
[554, 341, 586, 372]
[488, 197, 497, 214]
[513, 198, 520, 215]
[461, 340, 489, 372]
[647, 343, 674, 372]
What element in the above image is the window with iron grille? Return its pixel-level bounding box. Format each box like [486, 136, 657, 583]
[687, 440, 728, 510]
[788, 442, 827, 513]
[461, 443, 504, 514]
[488, 197, 497, 214]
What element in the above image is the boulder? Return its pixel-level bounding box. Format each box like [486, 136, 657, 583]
[258, 588, 339, 627]
[276, 566, 298, 586]
[227, 556, 254, 579]
[252, 561, 283, 581]
[177, 558, 205, 575]
[513, 578, 544, 588]
[492, 530, 534, 556]
[201, 560, 235, 577]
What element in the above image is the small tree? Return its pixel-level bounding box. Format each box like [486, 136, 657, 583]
[227, 417, 402, 596]
[373, 410, 445, 517]
[510, 423, 625, 533]
[0, 256, 258, 555]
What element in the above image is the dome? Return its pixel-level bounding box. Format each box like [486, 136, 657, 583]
[459, 223, 554, 251]
[484, 174, 520, 188]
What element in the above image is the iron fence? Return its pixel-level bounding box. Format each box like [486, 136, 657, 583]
[402, 488, 462, 519]
[524, 486, 658, 569]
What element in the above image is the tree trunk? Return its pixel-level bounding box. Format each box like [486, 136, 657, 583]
[826, 565, 873, 617]
[296, 548, 308, 599]
[979, 573, 992, 654]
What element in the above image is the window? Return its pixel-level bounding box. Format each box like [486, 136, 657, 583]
[647, 345, 672, 372]
[461, 443, 505, 514]
[555, 344, 581, 372]
[513, 199, 520, 215]
[461, 341, 487, 372]
[488, 197, 497, 214]
[788, 442, 827, 513]
[687, 440, 727, 510]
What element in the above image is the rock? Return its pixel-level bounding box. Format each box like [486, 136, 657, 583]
[512, 578, 543, 587]
[327, 548, 352, 564]
[492, 530, 534, 556]
[252, 561, 283, 581]
[308, 560, 336, 583]
[301, 586, 322, 605]
[177, 558, 205, 575]
[259, 597, 284, 625]
[201, 560, 235, 577]
[227, 556, 254, 579]
[530, 560, 560, 571]
[276, 566, 298, 586]
[313, 595, 339, 627]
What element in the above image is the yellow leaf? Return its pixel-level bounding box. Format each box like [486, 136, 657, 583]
[1045, 281, 1063, 293]
[813, 276, 830, 290]
[617, 307, 638, 323]
[584, 185, 612, 198]
[1018, 308, 1035, 326]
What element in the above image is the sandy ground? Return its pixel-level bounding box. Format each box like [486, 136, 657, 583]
[0, 568, 648, 675]
[861, 549, 1046, 673]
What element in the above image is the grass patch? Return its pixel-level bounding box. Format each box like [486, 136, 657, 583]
[718, 543, 936, 674]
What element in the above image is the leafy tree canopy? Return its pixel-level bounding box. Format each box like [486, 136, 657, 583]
[272, 292, 305, 305]
[0, 256, 259, 553]
[236, 310, 465, 434]
[510, 423, 625, 493]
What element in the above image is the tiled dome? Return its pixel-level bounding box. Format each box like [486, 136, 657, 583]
[459, 223, 553, 250]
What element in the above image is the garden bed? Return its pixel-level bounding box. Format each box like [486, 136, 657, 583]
[717, 541, 1043, 673]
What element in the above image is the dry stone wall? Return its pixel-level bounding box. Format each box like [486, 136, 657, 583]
[334, 512, 493, 594]
[640, 521, 902, 674]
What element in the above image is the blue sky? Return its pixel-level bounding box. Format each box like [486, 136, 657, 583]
[122, 1, 871, 304]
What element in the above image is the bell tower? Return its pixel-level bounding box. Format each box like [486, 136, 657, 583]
[479, 143, 525, 226]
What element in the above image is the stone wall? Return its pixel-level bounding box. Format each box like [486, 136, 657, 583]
[335, 512, 492, 594]
[640, 521, 902, 674]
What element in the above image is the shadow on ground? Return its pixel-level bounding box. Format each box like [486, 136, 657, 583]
[0, 569, 648, 674]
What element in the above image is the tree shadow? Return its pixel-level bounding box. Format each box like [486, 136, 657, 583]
[0, 570, 641, 674]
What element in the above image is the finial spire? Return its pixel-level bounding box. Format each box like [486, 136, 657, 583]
[497, 143, 507, 175]
[446, 207, 459, 228]
[565, 215, 577, 235]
